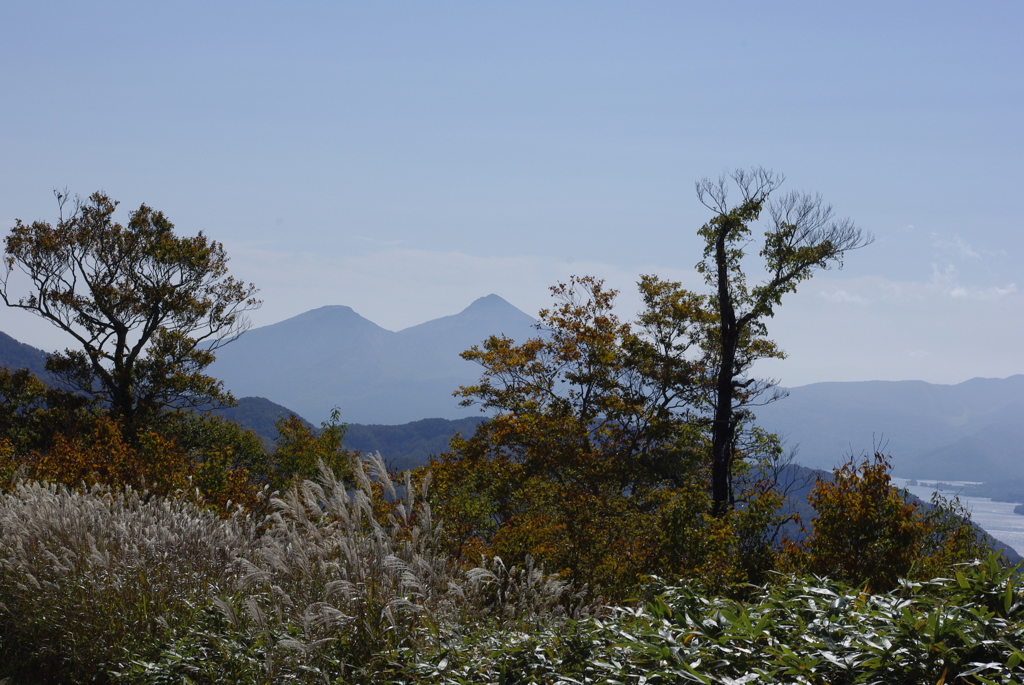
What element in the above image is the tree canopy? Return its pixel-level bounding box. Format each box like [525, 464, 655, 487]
[1, 191, 261, 432]
[432, 276, 783, 593]
[431, 169, 875, 593]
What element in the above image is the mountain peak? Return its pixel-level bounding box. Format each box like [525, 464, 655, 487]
[456, 294, 535, 323]
[460, 294, 515, 314]
[394, 294, 535, 343]
[288, 304, 359, 322]
[265, 304, 390, 332]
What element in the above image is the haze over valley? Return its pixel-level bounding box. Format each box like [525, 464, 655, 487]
[207, 294, 535, 425]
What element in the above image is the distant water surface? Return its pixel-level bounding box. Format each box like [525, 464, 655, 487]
[893, 479, 1024, 557]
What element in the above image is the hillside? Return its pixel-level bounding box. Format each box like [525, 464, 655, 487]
[216, 398, 482, 472]
[215, 396, 314, 443]
[342, 416, 484, 472]
[0, 331, 50, 380]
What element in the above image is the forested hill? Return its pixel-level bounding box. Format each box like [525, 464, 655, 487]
[0, 331, 49, 380]
[217, 397, 483, 472]
[342, 416, 484, 472]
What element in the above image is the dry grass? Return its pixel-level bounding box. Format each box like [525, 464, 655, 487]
[0, 479, 252, 682]
[0, 453, 577, 683]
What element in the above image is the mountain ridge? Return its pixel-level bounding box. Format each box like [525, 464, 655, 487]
[3, 296, 1024, 482]
[0, 331, 50, 381]
[754, 375, 1024, 481]
[206, 295, 537, 424]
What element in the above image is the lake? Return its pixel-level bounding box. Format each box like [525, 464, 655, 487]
[893, 478, 1024, 557]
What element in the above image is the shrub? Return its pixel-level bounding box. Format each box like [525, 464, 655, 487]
[783, 452, 989, 591]
[400, 556, 1024, 684]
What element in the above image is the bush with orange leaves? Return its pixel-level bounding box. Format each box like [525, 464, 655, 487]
[33, 414, 187, 495]
[782, 453, 987, 591]
[4, 408, 265, 512]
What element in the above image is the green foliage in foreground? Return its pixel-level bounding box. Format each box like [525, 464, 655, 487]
[114, 556, 1024, 684]
[409, 557, 1023, 685]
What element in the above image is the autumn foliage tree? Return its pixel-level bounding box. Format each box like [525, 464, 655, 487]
[695, 168, 871, 515]
[268, 410, 352, 489]
[431, 168, 874, 594]
[0, 191, 361, 511]
[431, 276, 785, 595]
[1, 191, 261, 436]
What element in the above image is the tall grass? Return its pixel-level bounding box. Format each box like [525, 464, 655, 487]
[132, 453, 578, 682]
[0, 453, 574, 683]
[0, 479, 252, 682]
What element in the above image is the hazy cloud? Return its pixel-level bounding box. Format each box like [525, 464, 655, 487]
[819, 289, 867, 304]
[927, 263, 1016, 300]
[813, 268, 1017, 306]
[932, 234, 981, 260]
[949, 284, 1017, 299]
[355, 236, 408, 247]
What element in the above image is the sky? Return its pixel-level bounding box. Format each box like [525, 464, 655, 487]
[1, 1, 1022, 388]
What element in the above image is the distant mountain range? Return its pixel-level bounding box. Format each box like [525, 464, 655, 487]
[3, 297, 1024, 484]
[207, 295, 536, 425]
[754, 376, 1024, 482]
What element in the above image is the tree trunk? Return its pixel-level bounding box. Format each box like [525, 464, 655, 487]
[711, 230, 737, 517]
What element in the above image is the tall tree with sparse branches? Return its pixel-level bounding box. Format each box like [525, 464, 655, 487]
[695, 168, 871, 516]
[1, 191, 261, 434]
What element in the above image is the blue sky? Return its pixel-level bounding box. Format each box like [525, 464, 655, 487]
[1, 2, 1021, 387]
